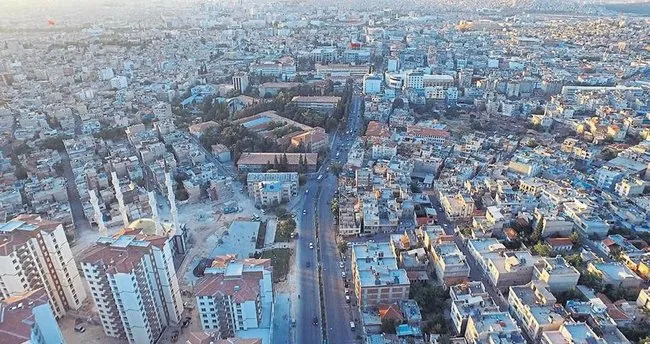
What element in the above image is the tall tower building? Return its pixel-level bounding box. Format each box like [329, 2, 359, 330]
[0, 215, 87, 318]
[79, 219, 183, 344]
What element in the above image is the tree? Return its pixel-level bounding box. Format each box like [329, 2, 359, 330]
[273, 155, 280, 170]
[579, 271, 603, 291]
[331, 200, 339, 216]
[330, 162, 343, 176]
[39, 137, 65, 151]
[391, 98, 405, 110]
[569, 231, 581, 245]
[381, 318, 398, 334]
[338, 241, 348, 254]
[14, 164, 28, 180]
[563, 254, 583, 268]
[533, 242, 553, 256]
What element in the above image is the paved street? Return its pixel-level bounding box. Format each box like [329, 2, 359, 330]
[318, 173, 357, 344]
[295, 181, 323, 344]
[317, 92, 363, 344]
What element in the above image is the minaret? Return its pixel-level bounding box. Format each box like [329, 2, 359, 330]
[89, 189, 107, 237]
[165, 170, 180, 232]
[148, 190, 163, 235]
[111, 170, 130, 227]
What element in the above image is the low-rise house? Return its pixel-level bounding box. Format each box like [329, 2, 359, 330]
[587, 262, 642, 290]
[450, 282, 499, 335]
[533, 256, 581, 293]
[465, 311, 525, 344]
[485, 250, 539, 291]
[509, 281, 567, 340]
[431, 242, 470, 287]
[545, 238, 574, 252]
[541, 322, 607, 344]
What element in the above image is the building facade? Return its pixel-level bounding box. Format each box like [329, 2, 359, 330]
[80, 232, 183, 344]
[247, 172, 299, 206]
[0, 215, 87, 318]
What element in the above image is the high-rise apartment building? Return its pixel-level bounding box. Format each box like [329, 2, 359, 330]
[80, 219, 183, 344]
[0, 214, 87, 318]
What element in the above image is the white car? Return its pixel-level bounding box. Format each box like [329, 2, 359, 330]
[309, 242, 314, 249]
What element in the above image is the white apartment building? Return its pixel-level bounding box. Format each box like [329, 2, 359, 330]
[431, 242, 470, 287]
[249, 57, 296, 79]
[247, 172, 298, 206]
[1, 288, 65, 344]
[533, 256, 580, 293]
[80, 231, 183, 344]
[0, 215, 87, 318]
[110, 76, 128, 90]
[351, 243, 410, 307]
[615, 177, 646, 198]
[403, 71, 424, 90]
[232, 72, 250, 92]
[363, 74, 382, 94]
[439, 192, 475, 220]
[194, 256, 273, 339]
[509, 281, 565, 340]
[450, 282, 499, 335]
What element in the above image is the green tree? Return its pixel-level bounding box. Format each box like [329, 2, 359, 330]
[569, 231, 580, 245]
[380, 318, 398, 334]
[579, 271, 603, 291]
[330, 162, 343, 176]
[338, 241, 348, 254]
[533, 242, 553, 256]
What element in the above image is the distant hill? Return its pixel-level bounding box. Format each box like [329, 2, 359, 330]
[601, 2, 650, 15]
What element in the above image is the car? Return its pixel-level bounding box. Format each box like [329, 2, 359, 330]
[309, 242, 314, 249]
[306, 261, 311, 267]
[74, 325, 86, 333]
[291, 213, 297, 218]
[261, 209, 266, 214]
[346, 295, 351, 303]
[339, 262, 344, 269]
[317, 174, 323, 181]
[345, 289, 350, 295]
[291, 319, 296, 327]
[305, 189, 309, 194]
[342, 271, 346, 278]
[344, 281, 349, 288]
[303, 209, 307, 215]
[313, 317, 319, 325]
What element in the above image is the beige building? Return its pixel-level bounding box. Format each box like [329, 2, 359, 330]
[485, 250, 539, 291]
[587, 262, 642, 290]
[465, 311, 524, 344]
[533, 256, 580, 293]
[247, 172, 298, 206]
[431, 242, 470, 287]
[450, 282, 499, 335]
[541, 322, 608, 344]
[0, 215, 87, 318]
[509, 281, 566, 340]
[351, 243, 410, 307]
[440, 192, 475, 220]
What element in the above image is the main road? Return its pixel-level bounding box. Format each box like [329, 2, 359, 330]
[318, 93, 363, 344]
[296, 180, 323, 344]
[296, 92, 363, 344]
